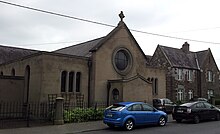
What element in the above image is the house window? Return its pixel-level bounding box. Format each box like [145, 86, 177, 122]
[153, 78, 158, 95]
[76, 72, 81, 92]
[187, 70, 192, 81]
[112, 88, 119, 100]
[11, 68, 15, 76]
[207, 70, 213, 82]
[0, 71, 3, 75]
[177, 69, 183, 80]
[207, 89, 214, 99]
[69, 72, 74, 92]
[177, 89, 184, 101]
[188, 90, 193, 100]
[61, 71, 67, 92]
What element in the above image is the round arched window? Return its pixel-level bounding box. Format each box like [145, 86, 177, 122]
[113, 48, 133, 75]
[115, 50, 128, 70]
[112, 88, 119, 100]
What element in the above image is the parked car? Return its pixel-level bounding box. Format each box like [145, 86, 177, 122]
[190, 97, 208, 102]
[153, 98, 175, 113]
[172, 101, 220, 124]
[103, 102, 167, 131]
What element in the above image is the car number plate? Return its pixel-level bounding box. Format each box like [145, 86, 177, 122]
[177, 110, 183, 113]
[106, 114, 113, 117]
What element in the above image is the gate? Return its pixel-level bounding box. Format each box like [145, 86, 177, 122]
[0, 102, 54, 129]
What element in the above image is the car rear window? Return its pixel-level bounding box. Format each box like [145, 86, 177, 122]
[108, 104, 125, 111]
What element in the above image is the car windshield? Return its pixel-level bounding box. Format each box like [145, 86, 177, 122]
[107, 104, 125, 111]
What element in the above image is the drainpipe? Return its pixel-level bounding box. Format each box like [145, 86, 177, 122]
[87, 59, 92, 107]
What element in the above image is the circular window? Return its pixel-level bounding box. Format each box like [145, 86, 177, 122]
[112, 48, 132, 75]
[115, 50, 128, 70]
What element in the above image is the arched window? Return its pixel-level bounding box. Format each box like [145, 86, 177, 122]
[69, 72, 74, 92]
[76, 72, 81, 92]
[115, 50, 129, 71]
[153, 78, 158, 95]
[61, 71, 67, 92]
[0, 71, 3, 75]
[11, 68, 15, 76]
[112, 88, 119, 100]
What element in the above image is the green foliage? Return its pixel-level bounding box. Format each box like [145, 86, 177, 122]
[64, 108, 104, 123]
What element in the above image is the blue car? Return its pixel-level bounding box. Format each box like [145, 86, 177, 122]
[103, 102, 167, 131]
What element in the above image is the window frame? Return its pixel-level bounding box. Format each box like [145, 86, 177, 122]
[112, 47, 133, 76]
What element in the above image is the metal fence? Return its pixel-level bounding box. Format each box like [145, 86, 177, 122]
[0, 101, 108, 129]
[0, 102, 54, 129]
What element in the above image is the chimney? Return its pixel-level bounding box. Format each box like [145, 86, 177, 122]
[182, 42, 190, 53]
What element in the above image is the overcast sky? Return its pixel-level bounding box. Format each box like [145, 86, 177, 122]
[1, 0, 220, 67]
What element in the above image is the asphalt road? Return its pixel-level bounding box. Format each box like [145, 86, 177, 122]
[79, 120, 220, 134]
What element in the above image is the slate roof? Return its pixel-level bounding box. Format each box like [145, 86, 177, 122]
[159, 45, 205, 69]
[0, 45, 38, 65]
[196, 50, 209, 67]
[54, 37, 105, 57]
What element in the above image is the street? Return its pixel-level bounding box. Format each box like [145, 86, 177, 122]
[80, 120, 220, 134]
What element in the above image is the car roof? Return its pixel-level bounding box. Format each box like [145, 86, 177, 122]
[181, 101, 205, 107]
[115, 102, 144, 106]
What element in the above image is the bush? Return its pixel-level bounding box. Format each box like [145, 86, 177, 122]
[64, 108, 104, 123]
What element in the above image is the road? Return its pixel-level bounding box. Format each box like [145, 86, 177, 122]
[79, 120, 220, 134]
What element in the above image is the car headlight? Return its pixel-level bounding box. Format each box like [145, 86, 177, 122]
[187, 108, 191, 113]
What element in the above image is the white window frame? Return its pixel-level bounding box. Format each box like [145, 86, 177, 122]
[177, 89, 184, 101]
[177, 69, 183, 80]
[187, 70, 192, 81]
[207, 89, 214, 99]
[188, 90, 193, 100]
[208, 71, 213, 82]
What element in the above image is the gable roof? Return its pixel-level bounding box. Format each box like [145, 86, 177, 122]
[159, 45, 198, 69]
[54, 21, 148, 61]
[196, 50, 209, 67]
[0, 45, 38, 65]
[90, 21, 148, 61]
[54, 37, 105, 57]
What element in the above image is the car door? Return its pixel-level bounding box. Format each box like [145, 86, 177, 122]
[195, 102, 208, 120]
[203, 102, 216, 119]
[142, 104, 159, 123]
[130, 104, 145, 124]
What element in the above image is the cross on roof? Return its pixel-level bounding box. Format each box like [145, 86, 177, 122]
[119, 11, 125, 21]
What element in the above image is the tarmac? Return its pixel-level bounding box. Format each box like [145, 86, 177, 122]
[0, 114, 173, 134]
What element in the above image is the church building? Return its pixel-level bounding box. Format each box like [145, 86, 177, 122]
[0, 12, 166, 106]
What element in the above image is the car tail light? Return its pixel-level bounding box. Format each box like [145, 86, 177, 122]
[187, 108, 191, 113]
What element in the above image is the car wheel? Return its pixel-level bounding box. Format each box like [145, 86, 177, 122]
[107, 123, 115, 128]
[176, 119, 182, 123]
[193, 115, 200, 124]
[158, 116, 166, 126]
[215, 113, 220, 121]
[124, 119, 134, 131]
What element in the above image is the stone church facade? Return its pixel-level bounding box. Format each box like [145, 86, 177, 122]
[0, 13, 166, 106]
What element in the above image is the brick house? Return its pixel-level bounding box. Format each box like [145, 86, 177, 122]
[150, 42, 220, 102]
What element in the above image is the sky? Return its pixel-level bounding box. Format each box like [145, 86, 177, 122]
[1, 0, 220, 67]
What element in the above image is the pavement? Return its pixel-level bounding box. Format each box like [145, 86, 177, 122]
[0, 114, 174, 134]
